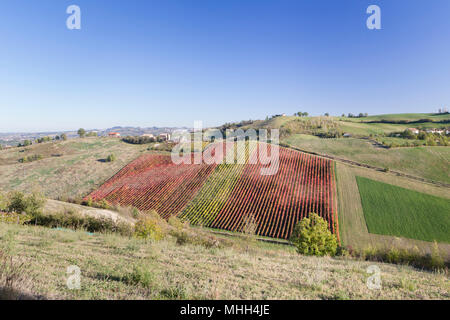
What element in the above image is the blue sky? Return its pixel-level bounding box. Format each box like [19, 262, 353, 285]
[1, 0, 449, 132]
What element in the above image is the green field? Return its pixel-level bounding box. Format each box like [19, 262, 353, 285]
[339, 113, 450, 123]
[356, 176, 450, 243]
[283, 134, 450, 184]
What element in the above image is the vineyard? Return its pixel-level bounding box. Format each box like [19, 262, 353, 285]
[87, 144, 339, 240]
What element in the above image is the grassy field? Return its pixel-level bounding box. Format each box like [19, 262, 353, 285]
[356, 177, 450, 243]
[335, 163, 450, 256]
[339, 113, 450, 123]
[283, 134, 450, 184]
[1, 222, 449, 300]
[0, 138, 147, 199]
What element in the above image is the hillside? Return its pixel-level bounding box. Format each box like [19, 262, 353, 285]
[230, 113, 450, 184]
[1, 222, 448, 300]
[283, 134, 450, 184]
[1, 114, 449, 260]
[0, 138, 147, 199]
[85, 144, 338, 240]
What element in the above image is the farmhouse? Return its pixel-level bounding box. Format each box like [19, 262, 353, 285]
[108, 132, 121, 137]
[426, 129, 444, 135]
[159, 133, 171, 141]
[407, 128, 419, 135]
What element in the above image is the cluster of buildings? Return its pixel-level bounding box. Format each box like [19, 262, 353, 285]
[108, 132, 172, 141]
[406, 128, 450, 135]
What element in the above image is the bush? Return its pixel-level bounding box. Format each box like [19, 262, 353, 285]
[0, 194, 8, 212]
[430, 241, 445, 270]
[0, 213, 33, 225]
[168, 216, 184, 230]
[125, 263, 156, 288]
[122, 136, 156, 145]
[290, 213, 338, 256]
[18, 154, 43, 163]
[134, 215, 165, 241]
[354, 245, 447, 271]
[31, 211, 133, 236]
[106, 154, 116, 162]
[6, 191, 45, 216]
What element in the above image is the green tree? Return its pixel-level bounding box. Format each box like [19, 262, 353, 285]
[7, 192, 28, 214]
[60, 133, 67, 141]
[6, 191, 45, 216]
[77, 128, 86, 138]
[0, 193, 8, 211]
[290, 213, 337, 256]
[106, 154, 116, 162]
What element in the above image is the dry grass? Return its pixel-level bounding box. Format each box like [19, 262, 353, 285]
[0, 138, 146, 199]
[0, 222, 448, 300]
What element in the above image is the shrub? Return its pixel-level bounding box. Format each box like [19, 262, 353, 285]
[122, 136, 156, 145]
[290, 213, 338, 256]
[6, 191, 45, 216]
[31, 211, 133, 236]
[168, 216, 184, 230]
[18, 154, 43, 163]
[7, 192, 28, 214]
[134, 216, 165, 241]
[0, 250, 33, 299]
[131, 207, 140, 219]
[0, 213, 33, 225]
[106, 154, 116, 162]
[0, 194, 8, 212]
[430, 241, 445, 270]
[125, 263, 156, 288]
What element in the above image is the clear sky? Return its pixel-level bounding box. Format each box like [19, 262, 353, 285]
[1, 0, 449, 132]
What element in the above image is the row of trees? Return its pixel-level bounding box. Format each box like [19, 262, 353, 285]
[77, 128, 98, 138]
[18, 134, 67, 147]
[344, 113, 369, 118]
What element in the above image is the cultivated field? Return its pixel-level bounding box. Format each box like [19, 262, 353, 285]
[336, 163, 450, 257]
[87, 144, 338, 240]
[356, 177, 450, 243]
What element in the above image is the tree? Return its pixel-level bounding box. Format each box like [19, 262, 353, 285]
[324, 113, 329, 117]
[106, 154, 116, 162]
[60, 133, 67, 141]
[77, 128, 86, 138]
[290, 213, 337, 256]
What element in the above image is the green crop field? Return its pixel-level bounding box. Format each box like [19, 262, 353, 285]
[356, 176, 450, 243]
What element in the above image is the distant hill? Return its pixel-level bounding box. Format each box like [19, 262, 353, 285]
[0, 126, 190, 147]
